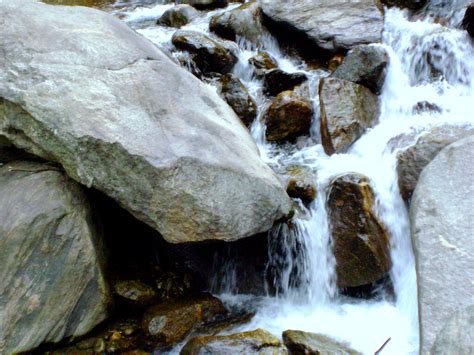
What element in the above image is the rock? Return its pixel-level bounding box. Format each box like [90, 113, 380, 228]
[394, 125, 474, 201]
[154, 270, 199, 300]
[176, 0, 228, 10]
[219, 74, 258, 127]
[283, 330, 361, 355]
[248, 51, 278, 77]
[142, 294, 226, 346]
[0, 161, 110, 354]
[157, 5, 200, 28]
[328, 54, 345, 72]
[209, 1, 265, 44]
[286, 177, 316, 204]
[259, 0, 384, 53]
[412, 101, 442, 114]
[264, 69, 307, 96]
[181, 329, 287, 354]
[263, 90, 313, 143]
[462, 5, 474, 38]
[0, 136, 40, 163]
[172, 30, 238, 75]
[114, 280, 157, 306]
[431, 305, 474, 355]
[332, 45, 389, 95]
[319, 78, 380, 155]
[0, 1, 292, 244]
[381, 0, 427, 10]
[410, 136, 474, 353]
[327, 173, 391, 288]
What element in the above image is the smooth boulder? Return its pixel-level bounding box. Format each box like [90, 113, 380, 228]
[319, 78, 380, 155]
[410, 136, 474, 353]
[259, 0, 384, 52]
[327, 173, 391, 288]
[0, 161, 110, 354]
[157, 5, 200, 28]
[0, 0, 292, 244]
[283, 330, 361, 355]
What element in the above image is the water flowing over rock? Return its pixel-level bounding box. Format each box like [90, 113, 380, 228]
[157, 5, 200, 28]
[0, 161, 110, 354]
[259, 0, 384, 53]
[283, 330, 361, 355]
[219, 73, 258, 127]
[182, 329, 286, 354]
[332, 45, 389, 95]
[381, 0, 427, 10]
[327, 174, 391, 288]
[0, 0, 292, 244]
[172, 30, 238, 75]
[319, 78, 380, 155]
[263, 90, 313, 143]
[463, 5, 474, 38]
[410, 136, 474, 354]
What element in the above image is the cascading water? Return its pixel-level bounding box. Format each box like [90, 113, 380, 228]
[108, 1, 474, 353]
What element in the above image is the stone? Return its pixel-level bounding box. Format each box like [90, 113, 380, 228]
[0, 161, 110, 354]
[259, 0, 384, 53]
[176, 0, 228, 10]
[248, 51, 278, 77]
[412, 101, 442, 114]
[210, 1, 265, 45]
[332, 45, 389, 95]
[114, 280, 157, 306]
[462, 5, 474, 38]
[263, 90, 313, 143]
[319, 78, 380, 155]
[393, 125, 474, 201]
[172, 30, 238, 75]
[327, 173, 391, 288]
[0, 0, 292, 244]
[382, 0, 427, 10]
[142, 294, 226, 346]
[286, 178, 316, 204]
[328, 54, 345, 72]
[219, 73, 258, 127]
[157, 5, 200, 28]
[181, 329, 287, 354]
[283, 330, 361, 355]
[410, 136, 474, 353]
[264, 69, 307, 96]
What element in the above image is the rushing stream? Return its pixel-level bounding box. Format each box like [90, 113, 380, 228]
[107, 1, 473, 353]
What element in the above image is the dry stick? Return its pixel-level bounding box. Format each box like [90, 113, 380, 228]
[374, 337, 391, 355]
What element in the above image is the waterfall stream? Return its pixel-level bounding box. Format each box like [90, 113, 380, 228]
[110, 1, 474, 353]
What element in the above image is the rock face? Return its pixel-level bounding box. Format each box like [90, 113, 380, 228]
[327, 174, 391, 288]
[393, 126, 474, 201]
[0, 161, 110, 354]
[157, 5, 200, 28]
[462, 5, 474, 38]
[410, 136, 474, 354]
[264, 69, 307, 96]
[283, 330, 361, 355]
[142, 294, 226, 346]
[332, 45, 389, 95]
[0, 0, 292, 244]
[172, 30, 238, 75]
[219, 74, 258, 127]
[181, 329, 287, 354]
[263, 90, 313, 142]
[259, 0, 384, 53]
[319, 78, 380, 155]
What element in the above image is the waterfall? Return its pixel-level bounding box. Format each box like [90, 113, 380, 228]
[112, 1, 474, 353]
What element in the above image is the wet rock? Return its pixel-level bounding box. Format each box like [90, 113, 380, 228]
[327, 173, 391, 288]
[177, 0, 228, 10]
[412, 101, 442, 114]
[286, 176, 316, 205]
[154, 270, 200, 300]
[249, 51, 278, 77]
[0, 1, 292, 244]
[328, 54, 345, 72]
[181, 328, 287, 354]
[263, 90, 313, 142]
[219, 73, 258, 127]
[114, 280, 157, 306]
[382, 0, 427, 10]
[319, 78, 380, 155]
[172, 30, 238, 75]
[264, 69, 308, 96]
[0, 161, 111, 354]
[462, 5, 474, 38]
[431, 305, 474, 355]
[332, 45, 389, 95]
[283, 330, 361, 355]
[410, 136, 474, 353]
[157, 5, 200, 28]
[392, 125, 474, 201]
[142, 294, 226, 346]
[209, 1, 265, 45]
[260, 0, 384, 53]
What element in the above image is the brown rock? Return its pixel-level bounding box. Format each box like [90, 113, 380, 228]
[249, 51, 278, 77]
[286, 178, 316, 204]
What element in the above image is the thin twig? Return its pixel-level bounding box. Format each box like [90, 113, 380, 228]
[374, 337, 391, 355]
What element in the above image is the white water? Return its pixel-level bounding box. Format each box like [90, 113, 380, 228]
[110, 1, 474, 353]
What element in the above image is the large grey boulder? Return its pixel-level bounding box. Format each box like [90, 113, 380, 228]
[259, 0, 384, 53]
[0, 0, 292, 244]
[410, 136, 474, 354]
[0, 161, 110, 354]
